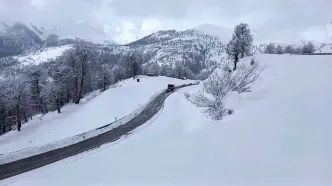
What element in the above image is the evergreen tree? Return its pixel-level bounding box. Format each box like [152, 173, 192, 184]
[226, 23, 253, 70]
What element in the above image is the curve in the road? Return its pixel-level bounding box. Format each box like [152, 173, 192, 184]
[0, 83, 196, 181]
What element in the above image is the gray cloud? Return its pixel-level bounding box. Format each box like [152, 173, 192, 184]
[0, 0, 331, 43]
[108, 0, 190, 18]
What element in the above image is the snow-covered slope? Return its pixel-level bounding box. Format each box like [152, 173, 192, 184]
[0, 76, 195, 155]
[28, 23, 58, 41]
[120, 29, 227, 70]
[14, 45, 72, 66]
[0, 22, 44, 57]
[315, 43, 332, 53]
[3, 54, 332, 186]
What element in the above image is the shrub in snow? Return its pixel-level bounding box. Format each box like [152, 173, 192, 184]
[250, 58, 255, 66]
[222, 64, 232, 73]
[188, 62, 263, 120]
[184, 92, 190, 99]
[226, 109, 234, 115]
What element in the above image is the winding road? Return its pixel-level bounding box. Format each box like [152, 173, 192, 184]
[0, 83, 195, 181]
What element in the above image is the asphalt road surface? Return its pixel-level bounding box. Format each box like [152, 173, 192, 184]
[0, 84, 195, 181]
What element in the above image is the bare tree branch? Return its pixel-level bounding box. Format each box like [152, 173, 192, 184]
[188, 61, 263, 120]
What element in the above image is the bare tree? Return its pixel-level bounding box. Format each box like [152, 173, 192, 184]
[111, 65, 126, 83]
[284, 45, 294, 54]
[62, 39, 96, 104]
[27, 68, 48, 114]
[276, 45, 284, 54]
[125, 52, 142, 78]
[188, 62, 263, 120]
[301, 42, 315, 54]
[39, 77, 62, 114]
[7, 76, 30, 131]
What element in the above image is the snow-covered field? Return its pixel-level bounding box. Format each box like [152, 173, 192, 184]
[14, 45, 72, 65]
[0, 76, 195, 156]
[2, 54, 332, 186]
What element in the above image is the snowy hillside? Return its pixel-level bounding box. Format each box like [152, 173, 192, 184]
[0, 22, 43, 57]
[120, 29, 227, 70]
[315, 43, 332, 53]
[28, 23, 58, 41]
[14, 45, 72, 66]
[0, 76, 195, 155]
[0, 21, 112, 59]
[1, 24, 229, 77]
[14, 45, 72, 65]
[3, 54, 332, 186]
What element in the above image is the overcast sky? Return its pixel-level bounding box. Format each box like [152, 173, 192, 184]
[0, 0, 331, 44]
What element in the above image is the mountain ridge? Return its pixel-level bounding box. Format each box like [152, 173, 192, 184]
[1, 21, 331, 73]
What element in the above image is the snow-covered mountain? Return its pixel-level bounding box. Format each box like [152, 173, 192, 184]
[28, 23, 58, 41]
[0, 22, 43, 57]
[193, 23, 232, 43]
[2, 21, 331, 78]
[119, 28, 227, 71]
[1, 26, 228, 80]
[0, 21, 115, 58]
[14, 45, 72, 66]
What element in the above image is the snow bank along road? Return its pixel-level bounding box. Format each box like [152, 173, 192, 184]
[0, 83, 196, 180]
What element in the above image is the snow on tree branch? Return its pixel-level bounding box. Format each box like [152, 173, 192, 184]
[188, 61, 263, 120]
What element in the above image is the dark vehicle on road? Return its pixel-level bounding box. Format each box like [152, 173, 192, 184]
[166, 84, 175, 92]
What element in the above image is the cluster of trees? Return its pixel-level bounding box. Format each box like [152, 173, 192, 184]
[141, 49, 216, 80]
[264, 42, 315, 54]
[128, 28, 225, 73]
[0, 37, 215, 134]
[0, 39, 149, 134]
[187, 62, 262, 120]
[188, 23, 263, 120]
